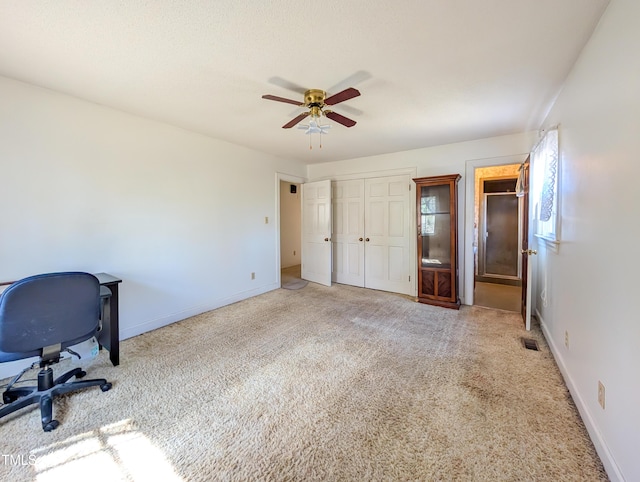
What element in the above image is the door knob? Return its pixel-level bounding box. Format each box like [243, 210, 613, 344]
[324, 237, 330, 242]
[359, 237, 363, 241]
[365, 238, 370, 242]
[521, 249, 537, 255]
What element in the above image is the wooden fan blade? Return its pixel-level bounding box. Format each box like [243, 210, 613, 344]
[325, 111, 357, 128]
[324, 87, 361, 106]
[282, 112, 310, 129]
[262, 94, 304, 106]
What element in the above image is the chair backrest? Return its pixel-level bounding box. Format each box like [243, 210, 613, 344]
[0, 272, 101, 357]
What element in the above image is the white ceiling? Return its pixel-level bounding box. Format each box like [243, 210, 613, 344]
[0, 0, 609, 164]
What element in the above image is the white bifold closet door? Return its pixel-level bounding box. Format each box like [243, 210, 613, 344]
[332, 175, 412, 295]
[332, 179, 366, 287]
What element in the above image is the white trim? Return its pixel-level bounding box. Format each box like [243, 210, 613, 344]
[311, 166, 417, 182]
[536, 309, 624, 482]
[120, 283, 279, 340]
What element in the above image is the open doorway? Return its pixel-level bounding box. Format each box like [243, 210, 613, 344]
[279, 179, 306, 289]
[473, 164, 522, 312]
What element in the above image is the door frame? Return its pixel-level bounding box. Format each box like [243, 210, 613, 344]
[275, 172, 306, 288]
[463, 155, 531, 306]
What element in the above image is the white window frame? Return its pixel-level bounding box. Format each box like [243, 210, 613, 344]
[531, 127, 560, 251]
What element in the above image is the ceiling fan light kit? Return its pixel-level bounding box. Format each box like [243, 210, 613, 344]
[298, 119, 331, 149]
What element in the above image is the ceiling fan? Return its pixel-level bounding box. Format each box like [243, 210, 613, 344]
[261, 87, 361, 129]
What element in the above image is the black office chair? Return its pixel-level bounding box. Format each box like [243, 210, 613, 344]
[0, 272, 112, 431]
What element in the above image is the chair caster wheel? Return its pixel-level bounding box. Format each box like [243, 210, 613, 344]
[43, 420, 60, 432]
[76, 370, 87, 379]
[101, 383, 112, 392]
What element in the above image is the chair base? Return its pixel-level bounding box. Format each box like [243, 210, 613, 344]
[0, 366, 111, 431]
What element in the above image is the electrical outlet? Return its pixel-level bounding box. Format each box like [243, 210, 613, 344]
[264, 216, 269, 224]
[598, 381, 605, 409]
[251, 272, 255, 280]
[293, 250, 296, 256]
[565, 330, 569, 348]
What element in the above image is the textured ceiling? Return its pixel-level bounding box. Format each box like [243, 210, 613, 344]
[0, 0, 609, 164]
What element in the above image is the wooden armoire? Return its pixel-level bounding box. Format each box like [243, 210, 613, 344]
[413, 174, 461, 309]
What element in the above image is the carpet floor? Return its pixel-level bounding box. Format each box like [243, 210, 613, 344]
[0, 283, 607, 481]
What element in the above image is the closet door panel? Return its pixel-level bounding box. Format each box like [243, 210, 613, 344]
[366, 202, 385, 236]
[364, 175, 412, 295]
[366, 244, 385, 281]
[389, 201, 404, 237]
[332, 179, 365, 286]
[388, 246, 405, 282]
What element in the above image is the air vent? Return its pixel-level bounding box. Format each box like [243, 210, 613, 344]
[522, 337, 540, 351]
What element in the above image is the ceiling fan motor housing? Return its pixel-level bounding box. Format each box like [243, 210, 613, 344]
[304, 89, 326, 107]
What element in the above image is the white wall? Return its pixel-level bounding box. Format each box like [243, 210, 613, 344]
[279, 181, 301, 268]
[0, 76, 305, 346]
[308, 132, 536, 303]
[533, 0, 639, 480]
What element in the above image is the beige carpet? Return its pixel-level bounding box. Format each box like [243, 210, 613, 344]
[1, 283, 607, 481]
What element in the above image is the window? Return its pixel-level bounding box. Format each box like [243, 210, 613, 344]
[531, 127, 560, 245]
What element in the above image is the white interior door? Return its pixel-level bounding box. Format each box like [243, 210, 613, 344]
[332, 179, 365, 286]
[301, 180, 332, 286]
[364, 175, 412, 295]
[520, 157, 534, 330]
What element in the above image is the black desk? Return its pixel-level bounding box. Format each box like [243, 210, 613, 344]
[95, 272, 122, 366]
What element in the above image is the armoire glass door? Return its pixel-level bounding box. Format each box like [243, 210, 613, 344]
[420, 183, 451, 269]
[414, 173, 461, 310]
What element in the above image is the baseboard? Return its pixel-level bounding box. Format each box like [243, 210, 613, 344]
[120, 282, 280, 341]
[536, 308, 625, 482]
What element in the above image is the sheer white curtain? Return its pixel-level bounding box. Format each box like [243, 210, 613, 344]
[531, 128, 559, 242]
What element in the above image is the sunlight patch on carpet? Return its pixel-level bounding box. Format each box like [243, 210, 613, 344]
[31, 419, 183, 482]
